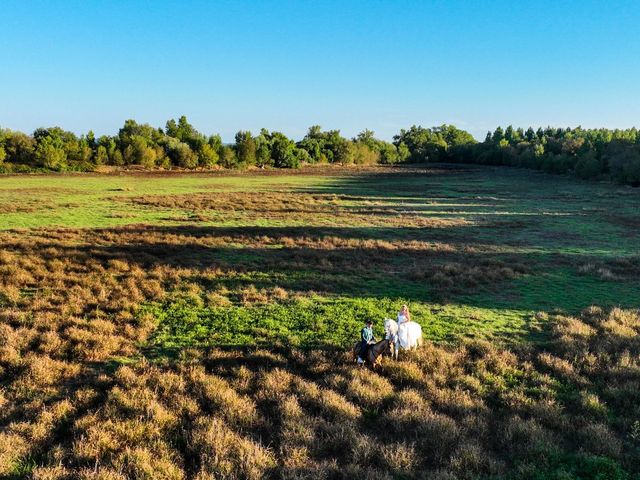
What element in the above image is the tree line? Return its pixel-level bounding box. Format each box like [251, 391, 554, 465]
[1, 117, 639, 185]
[0, 116, 410, 172]
[447, 126, 640, 186]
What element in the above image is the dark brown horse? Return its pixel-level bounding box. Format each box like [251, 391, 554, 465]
[353, 338, 390, 368]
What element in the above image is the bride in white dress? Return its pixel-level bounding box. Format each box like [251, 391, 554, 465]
[396, 304, 423, 350]
[397, 304, 411, 326]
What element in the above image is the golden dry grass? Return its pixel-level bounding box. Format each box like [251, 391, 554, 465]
[2, 263, 639, 478]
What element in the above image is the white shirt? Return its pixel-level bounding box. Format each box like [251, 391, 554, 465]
[398, 313, 408, 324]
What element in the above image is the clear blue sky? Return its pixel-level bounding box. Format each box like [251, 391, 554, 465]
[1, 0, 639, 141]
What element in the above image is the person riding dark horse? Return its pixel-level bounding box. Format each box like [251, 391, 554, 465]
[357, 320, 376, 365]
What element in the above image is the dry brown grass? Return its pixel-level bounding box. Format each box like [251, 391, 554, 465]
[2, 306, 640, 477]
[0, 217, 639, 477]
[0, 223, 525, 316]
[123, 191, 473, 229]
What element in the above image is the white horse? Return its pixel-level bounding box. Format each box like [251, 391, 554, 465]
[384, 318, 423, 360]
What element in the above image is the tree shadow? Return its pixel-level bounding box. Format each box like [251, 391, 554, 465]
[16, 224, 634, 352]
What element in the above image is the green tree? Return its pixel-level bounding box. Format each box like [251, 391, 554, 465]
[295, 147, 311, 165]
[207, 134, 223, 154]
[255, 130, 273, 168]
[198, 143, 219, 168]
[607, 142, 640, 186]
[117, 119, 164, 167]
[166, 138, 197, 168]
[355, 129, 376, 148]
[332, 137, 354, 164]
[0, 131, 6, 165]
[438, 124, 476, 147]
[352, 142, 379, 165]
[353, 129, 403, 165]
[525, 127, 536, 142]
[94, 145, 109, 166]
[393, 125, 450, 162]
[220, 145, 237, 168]
[165, 116, 206, 153]
[76, 136, 93, 164]
[504, 125, 515, 144]
[298, 125, 325, 162]
[270, 132, 299, 168]
[5, 131, 35, 164]
[97, 136, 117, 164]
[397, 142, 410, 162]
[35, 135, 67, 170]
[378, 143, 399, 164]
[86, 130, 96, 149]
[492, 127, 505, 144]
[119, 119, 162, 147]
[574, 151, 601, 179]
[111, 149, 124, 166]
[298, 126, 355, 164]
[123, 135, 157, 167]
[234, 130, 257, 166]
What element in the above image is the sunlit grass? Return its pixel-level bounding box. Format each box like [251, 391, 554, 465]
[145, 296, 539, 352]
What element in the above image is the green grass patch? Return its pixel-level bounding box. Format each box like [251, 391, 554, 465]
[144, 295, 543, 351]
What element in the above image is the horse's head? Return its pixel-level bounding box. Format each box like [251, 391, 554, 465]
[383, 318, 397, 339]
[386, 338, 394, 356]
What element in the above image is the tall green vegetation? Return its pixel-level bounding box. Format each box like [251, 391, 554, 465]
[446, 125, 640, 186]
[395, 124, 640, 186]
[393, 124, 475, 163]
[0, 119, 404, 173]
[234, 130, 257, 167]
[1, 117, 640, 185]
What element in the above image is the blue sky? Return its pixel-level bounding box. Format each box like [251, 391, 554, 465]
[1, 0, 639, 141]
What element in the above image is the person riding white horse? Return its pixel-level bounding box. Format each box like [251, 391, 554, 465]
[384, 305, 423, 359]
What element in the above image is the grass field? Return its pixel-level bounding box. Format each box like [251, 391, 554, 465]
[1, 165, 639, 478]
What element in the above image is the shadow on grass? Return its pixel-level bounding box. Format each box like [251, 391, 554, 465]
[32, 224, 633, 305]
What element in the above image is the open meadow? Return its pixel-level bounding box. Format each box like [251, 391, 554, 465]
[1, 165, 640, 479]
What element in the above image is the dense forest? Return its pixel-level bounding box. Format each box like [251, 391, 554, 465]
[1, 116, 639, 185]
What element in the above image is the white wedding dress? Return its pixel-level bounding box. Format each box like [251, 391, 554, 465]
[397, 313, 422, 349]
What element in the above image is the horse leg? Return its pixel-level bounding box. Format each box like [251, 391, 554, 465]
[370, 349, 377, 367]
